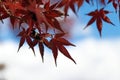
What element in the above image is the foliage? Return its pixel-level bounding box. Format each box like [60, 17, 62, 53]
[0, 0, 119, 65]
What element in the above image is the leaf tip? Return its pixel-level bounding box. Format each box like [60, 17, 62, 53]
[83, 26, 87, 30]
[17, 48, 20, 53]
[17, 46, 21, 53]
[99, 32, 102, 38]
[41, 57, 44, 63]
[73, 60, 77, 64]
[55, 61, 57, 67]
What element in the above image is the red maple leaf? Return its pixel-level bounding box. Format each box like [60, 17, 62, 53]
[43, 0, 64, 32]
[17, 28, 35, 55]
[84, 8, 115, 36]
[48, 34, 76, 66]
[58, 0, 84, 16]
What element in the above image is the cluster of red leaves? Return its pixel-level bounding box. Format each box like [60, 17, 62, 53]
[0, 0, 119, 65]
[0, 0, 79, 65]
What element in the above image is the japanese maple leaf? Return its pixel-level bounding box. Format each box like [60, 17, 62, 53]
[48, 34, 76, 66]
[84, 8, 114, 36]
[17, 28, 35, 55]
[43, 0, 64, 32]
[58, 0, 84, 15]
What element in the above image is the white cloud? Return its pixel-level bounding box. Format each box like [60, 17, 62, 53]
[67, 9, 93, 38]
[0, 38, 120, 80]
[71, 23, 92, 38]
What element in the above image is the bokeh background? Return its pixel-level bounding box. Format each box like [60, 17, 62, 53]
[0, 1, 120, 80]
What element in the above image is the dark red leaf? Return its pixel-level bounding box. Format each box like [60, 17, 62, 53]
[26, 36, 35, 55]
[56, 38, 75, 46]
[54, 33, 66, 38]
[58, 45, 76, 64]
[45, 17, 64, 32]
[70, 2, 76, 14]
[96, 17, 102, 36]
[64, 3, 69, 16]
[78, 0, 84, 8]
[44, 23, 49, 32]
[10, 16, 16, 29]
[45, 16, 54, 26]
[47, 10, 64, 17]
[18, 36, 25, 52]
[103, 10, 110, 14]
[5, 1, 24, 14]
[41, 33, 51, 38]
[84, 8, 114, 36]
[57, 0, 67, 7]
[113, 1, 118, 12]
[50, 39, 58, 66]
[39, 42, 44, 62]
[0, 13, 9, 20]
[43, 39, 51, 49]
[86, 10, 97, 16]
[57, 0, 83, 15]
[32, 40, 38, 46]
[44, 0, 50, 11]
[102, 15, 115, 25]
[84, 16, 96, 29]
[50, 1, 59, 10]
[53, 18, 64, 32]
[17, 28, 25, 37]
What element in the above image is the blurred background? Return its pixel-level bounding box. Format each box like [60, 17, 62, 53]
[0, 1, 120, 80]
